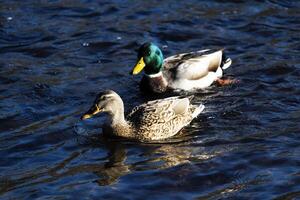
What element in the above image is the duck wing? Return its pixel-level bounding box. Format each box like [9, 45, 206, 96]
[126, 96, 199, 140]
[163, 49, 225, 80]
[127, 96, 184, 123]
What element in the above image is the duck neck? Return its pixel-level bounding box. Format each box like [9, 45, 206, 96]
[109, 105, 126, 126]
[107, 104, 133, 138]
[142, 71, 168, 93]
[145, 71, 163, 78]
[144, 64, 163, 75]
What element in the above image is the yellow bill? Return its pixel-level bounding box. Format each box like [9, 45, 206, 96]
[131, 57, 145, 75]
[81, 104, 101, 120]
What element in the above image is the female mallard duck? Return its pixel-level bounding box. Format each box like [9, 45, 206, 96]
[130, 42, 233, 93]
[81, 90, 204, 142]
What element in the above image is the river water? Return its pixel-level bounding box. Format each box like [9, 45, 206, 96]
[0, 0, 300, 199]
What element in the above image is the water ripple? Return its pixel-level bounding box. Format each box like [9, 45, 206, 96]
[0, 0, 299, 199]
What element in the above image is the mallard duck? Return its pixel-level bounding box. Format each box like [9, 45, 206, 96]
[81, 90, 204, 142]
[130, 42, 233, 93]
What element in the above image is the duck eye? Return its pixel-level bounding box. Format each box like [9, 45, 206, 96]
[147, 51, 151, 56]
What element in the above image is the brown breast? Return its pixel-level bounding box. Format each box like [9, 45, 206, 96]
[140, 75, 168, 94]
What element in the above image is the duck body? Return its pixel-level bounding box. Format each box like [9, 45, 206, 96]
[131, 43, 232, 93]
[126, 96, 204, 141]
[81, 90, 204, 142]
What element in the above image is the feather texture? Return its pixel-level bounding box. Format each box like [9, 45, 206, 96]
[81, 90, 205, 142]
[133, 43, 233, 93]
[127, 96, 205, 141]
[163, 49, 230, 90]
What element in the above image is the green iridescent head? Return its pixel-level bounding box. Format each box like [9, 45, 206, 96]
[130, 42, 164, 75]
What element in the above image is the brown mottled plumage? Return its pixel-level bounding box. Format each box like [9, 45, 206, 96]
[81, 90, 205, 142]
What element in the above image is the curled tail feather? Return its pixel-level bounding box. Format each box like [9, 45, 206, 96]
[221, 51, 232, 70]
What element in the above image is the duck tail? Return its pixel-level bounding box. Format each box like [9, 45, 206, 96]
[192, 104, 205, 118]
[221, 51, 232, 70]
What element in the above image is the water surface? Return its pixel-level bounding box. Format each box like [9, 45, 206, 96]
[0, 0, 300, 199]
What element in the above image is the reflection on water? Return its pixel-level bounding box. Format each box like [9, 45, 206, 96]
[0, 136, 229, 190]
[1, 0, 300, 199]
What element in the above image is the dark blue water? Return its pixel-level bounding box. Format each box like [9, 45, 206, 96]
[1, 0, 300, 199]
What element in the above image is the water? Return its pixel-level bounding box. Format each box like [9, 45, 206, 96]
[0, 0, 300, 199]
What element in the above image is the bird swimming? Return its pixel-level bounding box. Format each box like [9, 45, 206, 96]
[81, 90, 205, 142]
[130, 42, 234, 93]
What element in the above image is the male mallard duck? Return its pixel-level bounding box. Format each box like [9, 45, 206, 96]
[130, 42, 233, 93]
[81, 90, 204, 142]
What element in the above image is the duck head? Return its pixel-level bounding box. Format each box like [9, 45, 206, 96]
[81, 90, 123, 120]
[130, 42, 164, 75]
